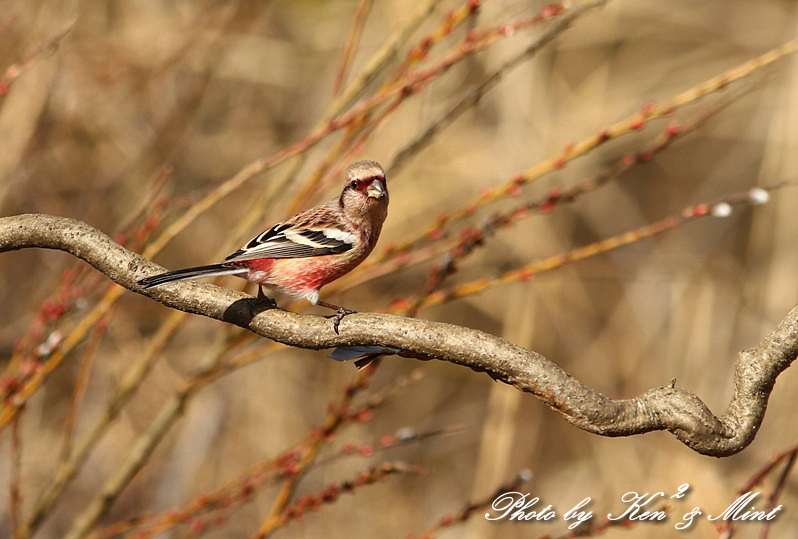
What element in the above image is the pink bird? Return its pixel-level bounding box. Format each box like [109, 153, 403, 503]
[139, 160, 389, 332]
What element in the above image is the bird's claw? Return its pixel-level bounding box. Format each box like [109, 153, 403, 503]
[331, 307, 356, 334]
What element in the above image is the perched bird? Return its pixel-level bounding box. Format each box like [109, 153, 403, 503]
[138, 160, 388, 333]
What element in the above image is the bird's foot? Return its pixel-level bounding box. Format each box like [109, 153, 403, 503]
[330, 307, 356, 334]
[316, 299, 356, 334]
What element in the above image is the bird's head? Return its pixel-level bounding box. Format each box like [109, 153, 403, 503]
[339, 160, 389, 224]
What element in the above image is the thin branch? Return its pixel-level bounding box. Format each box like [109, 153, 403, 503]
[257, 462, 423, 537]
[0, 283, 125, 431]
[373, 37, 798, 261]
[717, 442, 798, 539]
[0, 24, 72, 98]
[406, 187, 774, 311]
[60, 315, 108, 461]
[416, 469, 532, 537]
[322, 0, 443, 122]
[758, 453, 796, 539]
[26, 310, 187, 534]
[10, 414, 25, 539]
[255, 362, 378, 537]
[332, 0, 374, 96]
[388, 0, 592, 175]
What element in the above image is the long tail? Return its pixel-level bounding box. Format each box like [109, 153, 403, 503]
[138, 264, 246, 288]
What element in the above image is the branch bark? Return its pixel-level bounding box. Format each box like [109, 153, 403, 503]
[2, 213, 796, 457]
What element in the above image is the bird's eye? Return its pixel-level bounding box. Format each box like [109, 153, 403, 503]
[349, 180, 360, 190]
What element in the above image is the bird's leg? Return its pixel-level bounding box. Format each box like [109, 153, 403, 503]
[317, 299, 356, 334]
[256, 285, 277, 308]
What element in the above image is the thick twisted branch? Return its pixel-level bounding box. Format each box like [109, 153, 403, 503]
[1, 213, 796, 456]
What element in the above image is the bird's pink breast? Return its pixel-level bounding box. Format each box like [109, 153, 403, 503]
[230, 254, 363, 299]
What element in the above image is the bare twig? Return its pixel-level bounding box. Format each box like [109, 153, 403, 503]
[332, 0, 374, 96]
[0, 24, 72, 98]
[255, 364, 378, 537]
[258, 462, 423, 536]
[10, 414, 25, 539]
[416, 468, 532, 537]
[26, 311, 187, 534]
[60, 316, 108, 461]
[404, 187, 776, 311]
[388, 0, 597, 175]
[372, 37, 798, 261]
[717, 442, 798, 539]
[757, 453, 796, 539]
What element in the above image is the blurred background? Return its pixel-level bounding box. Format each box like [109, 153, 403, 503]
[1, 0, 798, 537]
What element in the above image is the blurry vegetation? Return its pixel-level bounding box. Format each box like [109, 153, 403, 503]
[1, 1, 798, 538]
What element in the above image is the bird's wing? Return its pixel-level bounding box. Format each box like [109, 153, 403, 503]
[225, 217, 356, 261]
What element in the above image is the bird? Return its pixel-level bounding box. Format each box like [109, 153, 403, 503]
[138, 160, 388, 333]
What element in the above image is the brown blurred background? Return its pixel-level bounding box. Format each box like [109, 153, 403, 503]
[1, 0, 798, 537]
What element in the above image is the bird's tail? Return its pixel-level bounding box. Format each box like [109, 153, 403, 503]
[138, 264, 246, 288]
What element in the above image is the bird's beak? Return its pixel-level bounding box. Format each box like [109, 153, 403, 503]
[367, 179, 387, 199]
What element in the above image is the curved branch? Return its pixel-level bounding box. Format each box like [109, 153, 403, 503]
[1, 213, 796, 456]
